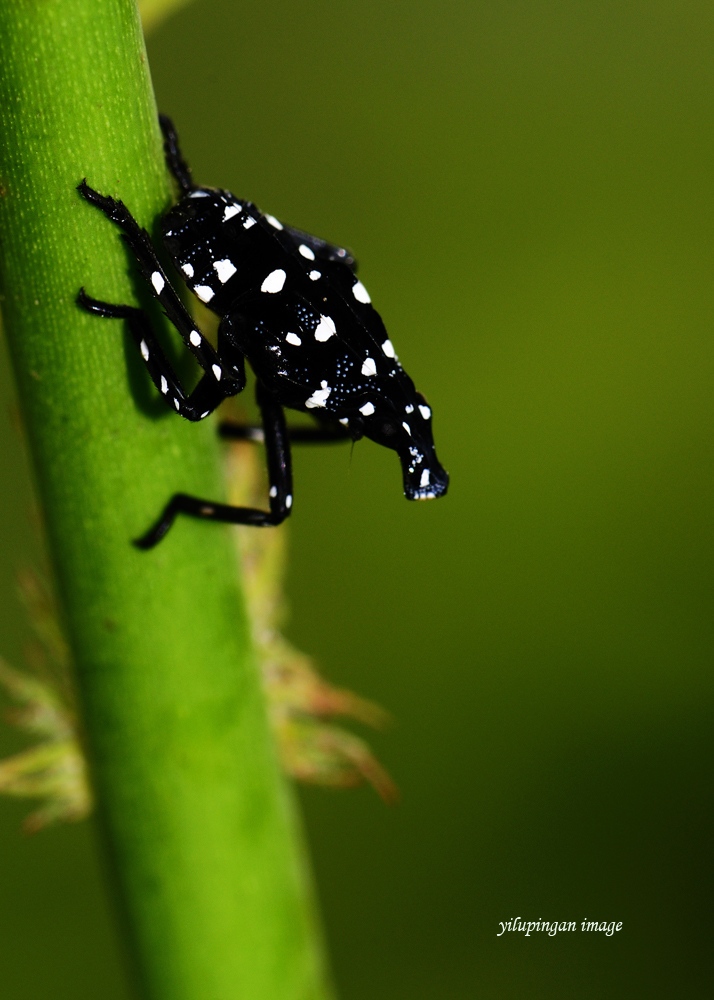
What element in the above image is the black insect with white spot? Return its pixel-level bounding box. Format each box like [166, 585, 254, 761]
[78, 116, 449, 547]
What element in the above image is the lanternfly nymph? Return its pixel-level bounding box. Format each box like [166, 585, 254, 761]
[77, 116, 448, 547]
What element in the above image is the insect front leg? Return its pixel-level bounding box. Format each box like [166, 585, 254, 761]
[134, 381, 294, 549]
[77, 290, 244, 420]
[218, 418, 354, 445]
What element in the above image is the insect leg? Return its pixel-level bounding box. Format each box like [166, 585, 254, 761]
[77, 181, 235, 388]
[77, 289, 243, 420]
[158, 114, 194, 194]
[218, 419, 353, 444]
[134, 381, 293, 548]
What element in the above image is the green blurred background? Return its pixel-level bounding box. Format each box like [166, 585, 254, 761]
[1, 0, 712, 996]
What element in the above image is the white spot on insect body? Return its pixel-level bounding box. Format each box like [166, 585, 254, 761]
[140, 340, 149, 361]
[381, 339, 395, 358]
[151, 272, 165, 295]
[189, 190, 209, 198]
[173, 398, 180, 411]
[339, 417, 349, 426]
[419, 404, 431, 420]
[420, 469, 431, 487]
[200, 411, 210, 419]
[243, 216, 256, 229]
[314, 315, 336, 341]
[213, 259, 237, 283]
[405, 404, 414, 414]
[189, 331, 201, 347]
[298, 244, 315, 260]
[223, 204, 241, 222]
[160, 376, 169, 394]
[362, 357, 377, 377]
[265, 214, 283, 230]
[352, 280, 371, 303]
[286, 495, 293, 508]
[212, 364, 222, 380]
[261, 269, 286, 294]
[269, 485, 277, 498]
[402, 421, 412, 435]
[194, 285, 214, 303]
[181, 263, 194, 278]
[305, 380, 332, 408]
[309, 270, 321, 281]
[359, 402, 375, 416]
[286, 332, 302, 346]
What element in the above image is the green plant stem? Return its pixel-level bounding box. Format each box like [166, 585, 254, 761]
[0, 2, 332, 998]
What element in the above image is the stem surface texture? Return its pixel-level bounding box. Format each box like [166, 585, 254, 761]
[0, 2, 331, 998]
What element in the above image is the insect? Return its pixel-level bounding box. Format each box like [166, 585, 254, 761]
[78, 116, 448, 548]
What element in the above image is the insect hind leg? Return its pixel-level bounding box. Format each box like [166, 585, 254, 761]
[77, 289, 234, 421]
[77, 180, 235, 391]
[159, 114, 194, 194]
